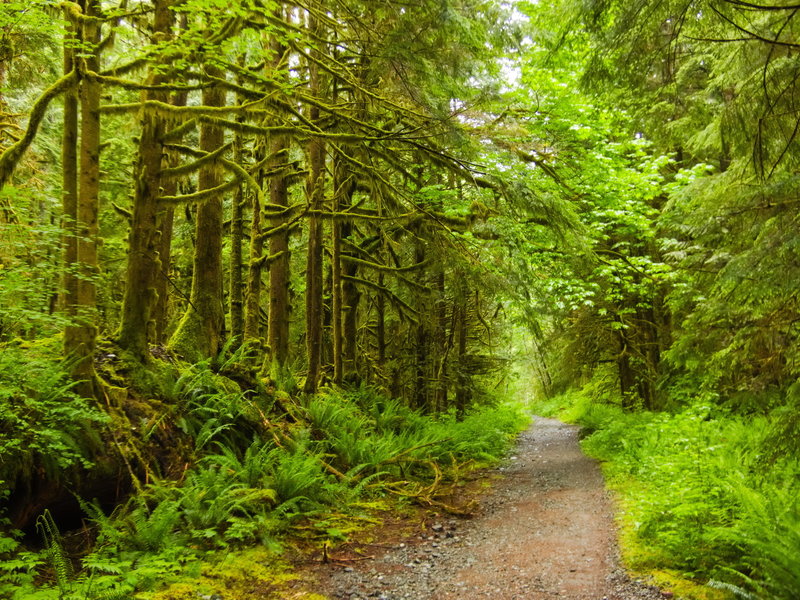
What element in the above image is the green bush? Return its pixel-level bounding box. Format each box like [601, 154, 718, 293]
[0, 345, 109, 486]
[4, 383, 527, 598]
[555, 391, 800, 598]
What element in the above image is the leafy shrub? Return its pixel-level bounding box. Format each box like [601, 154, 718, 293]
[5, 384, 526, 598]
[555, 391, 800, 598]
[0, 345, 108, 486]
[0, 207, 70, 342]
[305, 388, 527, 475]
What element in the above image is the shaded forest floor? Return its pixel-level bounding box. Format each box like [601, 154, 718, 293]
[295, 417, 665, 600]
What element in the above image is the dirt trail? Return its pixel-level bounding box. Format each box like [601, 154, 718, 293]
[309, 417, 664, 600]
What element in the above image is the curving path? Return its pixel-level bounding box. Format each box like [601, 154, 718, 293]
[308, 417, 665, 600]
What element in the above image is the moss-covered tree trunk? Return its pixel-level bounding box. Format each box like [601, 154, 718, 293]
[229, 110, 246, 346]
[153, 16, 189, 345]
[117, 0, 173, 360]
[342, 255, 360, 378]
[413, 237, 430, 410]
[433, 269, 449, 412]
[61, 8, 79, 347]
[244, 140, 265, 346]
[331, 151, 354, 384]
[376, 271, 386, 367]
[304, 137, 325, 392]
[171, 67, 226, 362]
[303, 14, 326, 393]
[266, 135, 291, 367]
[67, 0, 101, 396]
[454, 301, 470, 418]
[153, 201, 174, 344]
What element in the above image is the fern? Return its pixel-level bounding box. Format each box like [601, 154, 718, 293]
[721, 480, 800, 599]
[0, 346, 108, 485]
[35, 510, 73, 594]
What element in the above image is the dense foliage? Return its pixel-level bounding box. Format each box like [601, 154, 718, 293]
[536, 392, 800, 599]
[0, 373, 526, 598]
[1, 0, 798, 597]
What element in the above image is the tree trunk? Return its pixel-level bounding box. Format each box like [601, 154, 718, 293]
[266, 136, 291, 369]
[117, 0, 173, 360]
[229, 112, 246, 346]
[244, 141, 265, 346]
[170, 66, 226, 362]
[376, 271, 386, 367]
[304, 139, 325, 392]
[331, 202, 344, 384]
[264, 23, 292, 374]
[342, 253, 360, 379]
[153, 202, 174, 344]
[61, 8, 79, 348]
[331, 152, 357, 384]
[433, 270, 448, 412]
[68, 0, 101, 396]
[454, 302, 470, 419]
[616, 327, 637, 410]
[303, 14, 325, 394]
[413, 238, 429, 410]
[153, 15, 189, 344]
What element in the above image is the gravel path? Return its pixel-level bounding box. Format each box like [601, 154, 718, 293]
[309, 417, 665, 600]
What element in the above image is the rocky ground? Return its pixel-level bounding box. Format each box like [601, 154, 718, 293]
[304, 417, 667, 600]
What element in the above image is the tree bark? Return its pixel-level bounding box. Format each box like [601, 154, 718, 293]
[117, 0, 173, 360]
[413, 238, 430, 410]
[376, 271, 386, 367]
[67, 0, 101, 396]
[170, 66, 226, 362]
[332, 212, 343, 384]
[304, 138, 325, 393]
[433, 269, 448, 412]
[303, 14, 326, 394]
[61, 7, 79, 348]
[331, 152, 356, 384]
[229, 109, 246, 346]
[244, 140, 265, 346]
[454, 302, 470, 419]
[266, 136, 291, 369]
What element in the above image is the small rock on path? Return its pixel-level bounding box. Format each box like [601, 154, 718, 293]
[312, 417, 664, 600]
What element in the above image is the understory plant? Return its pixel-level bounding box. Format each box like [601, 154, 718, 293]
[2, 382, 526, 599]
[541, 388, 800, 599]
[0, 344, 109, 487]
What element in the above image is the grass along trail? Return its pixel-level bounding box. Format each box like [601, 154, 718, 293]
[308, 417, 665, 600]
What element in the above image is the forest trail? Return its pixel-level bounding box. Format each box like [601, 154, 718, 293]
[308, 417, 664, 600]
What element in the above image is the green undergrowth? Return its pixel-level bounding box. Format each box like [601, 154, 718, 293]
[0, 341, 109, 488]
[535, 389, 800, 599]
[0, 353, 528, 600]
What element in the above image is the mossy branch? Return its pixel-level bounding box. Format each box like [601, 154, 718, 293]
[341, 255, 427, 273]
[263, 200, 304, 217]
[93, 72, 210, 93]
[251, 249, 287, 269]
[100, 98, 268, 116]
[0, 70, 78, 189]
[101, 57, 149, 77]
[160, 179, 239, 205]
[163, 119, 197, 142]
[261, 212, 305, 240]
[111, 202, 132, 221]
[161, 143, 232, 178]
[342, 275, 420, 319]
[306, 209, 420, 222]
[60, 1, 104, 23]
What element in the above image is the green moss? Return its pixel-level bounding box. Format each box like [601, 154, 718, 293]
[648, 571, 733, 600]
[140, 548, 308, 600]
